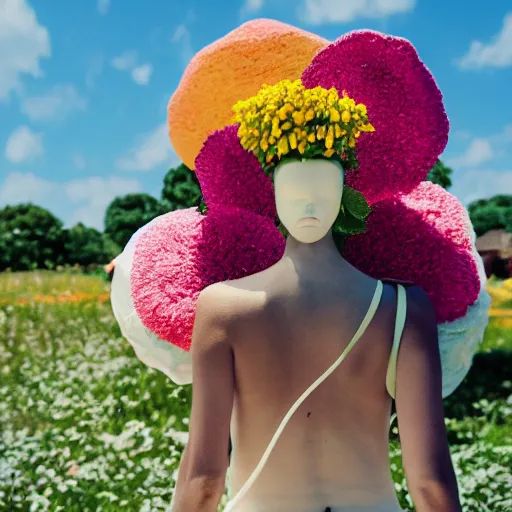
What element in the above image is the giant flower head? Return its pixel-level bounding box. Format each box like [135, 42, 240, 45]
[111, 19, 490, 398]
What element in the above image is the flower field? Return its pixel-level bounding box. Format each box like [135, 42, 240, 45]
[0, 271, 511, 511]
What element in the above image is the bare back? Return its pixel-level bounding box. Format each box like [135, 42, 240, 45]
[223, 259, 403, 511]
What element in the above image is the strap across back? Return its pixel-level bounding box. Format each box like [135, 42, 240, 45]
[386, 284, 408, 400]
[224, 280, 385, 511]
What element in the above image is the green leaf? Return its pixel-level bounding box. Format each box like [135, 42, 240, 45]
[333, 210, 367, 235]
[342, 186, 371, 220]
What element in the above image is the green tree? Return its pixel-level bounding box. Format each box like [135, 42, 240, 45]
[64, 223, 119, 267]
[426, 160, 453, 190]
[161, 163, 202, 210]
[470, 204, 506, 237]
[0, 203, 66, 271]
[104, 193, 167, 249]
[468, 194, 512, 236]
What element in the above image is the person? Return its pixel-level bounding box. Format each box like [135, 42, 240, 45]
[110, 20, 490, 512]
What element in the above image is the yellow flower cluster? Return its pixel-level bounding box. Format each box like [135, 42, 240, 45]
[232, 79, 374, 169]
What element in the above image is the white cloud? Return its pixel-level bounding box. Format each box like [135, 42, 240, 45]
[447, 138, 494, 169]
[0, 172, 142, 229]
[0, 0, 51, 100]
[0, 171, 53, 205]
[458, 13, 512, 69]
[64, 176, 142, 228]
[240, 0, 264, 17]
[451, 169, 512, 206]
[301, 0, 415, 24]
[171, 25, 194, 65]
[111, 51, 153, 85]
[111, 51, 138, 71]
[73, 153, 86, 170]
[117, 123, 178, 172]
[21, 84, 87, 121]
[131, 64, 153, 85]
[97, 0, 110, 15]
[4, 126, 44, 163]
[86, 53, 104, 89]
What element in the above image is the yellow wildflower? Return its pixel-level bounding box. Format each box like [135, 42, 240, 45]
[292, 111, 305, 126]
[348, 137, 356, 148]
[335, 124, 346, 138]
[317, 125, 326, 140]
[325, 126, 334, 149]
[341, 110, 351, 123]
[298, 140, 307, 154]
[324, 149, 336, 158]
[308, 132, 316, 143]
[329, 108, 340, 123]
[277, 135, 289, 156]
[289, 132, 298, 149]
[281, 121, 293, 131]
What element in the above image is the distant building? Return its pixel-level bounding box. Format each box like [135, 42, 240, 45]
[476, 229, 512, 278]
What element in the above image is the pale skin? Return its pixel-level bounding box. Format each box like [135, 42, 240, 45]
[171, 161, 462, 512]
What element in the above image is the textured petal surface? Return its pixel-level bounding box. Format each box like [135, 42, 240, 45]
[195, 125, 277, 218]
[131, 207, 285, 351]
[344, 182, 480, 323]
[111, 221, 193, 384]
[302, 30, 449, 205]
[168, 19, 328, 170]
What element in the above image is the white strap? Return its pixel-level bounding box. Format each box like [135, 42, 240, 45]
[386, 284, 407, 400]
[224, 281, 383, 511]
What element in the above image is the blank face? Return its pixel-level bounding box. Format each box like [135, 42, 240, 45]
[274, 159, 344, 244]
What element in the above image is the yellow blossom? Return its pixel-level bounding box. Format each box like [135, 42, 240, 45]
[277, 135, 289, 156]
[329, 108, 340, 123]
[281, 121, 293, 131]
[325, 126, 334, 149]
[307, 132, 316, 143]
[298, 140, 307, 154]
[324, 149, 336, 158]
[335, 124, 346, 138]
[317, 125, 326, 140]
[288, 132, 298, 149]
[348, 137, 356, 148]
[292, 111, 305, 126]
[341, 110, 351, 123]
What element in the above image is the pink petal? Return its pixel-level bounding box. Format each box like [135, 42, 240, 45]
[344, 182, 480, 323]
[302, 30, 449, 205]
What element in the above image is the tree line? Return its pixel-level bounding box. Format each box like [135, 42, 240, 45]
[1, 160, 508, 272]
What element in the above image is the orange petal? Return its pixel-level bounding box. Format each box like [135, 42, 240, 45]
[168, 19, 328, 170]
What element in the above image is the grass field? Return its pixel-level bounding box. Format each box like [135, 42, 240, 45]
[0, 271, 511, 511]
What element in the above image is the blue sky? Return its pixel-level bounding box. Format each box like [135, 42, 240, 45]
[1, 0, 511, 230]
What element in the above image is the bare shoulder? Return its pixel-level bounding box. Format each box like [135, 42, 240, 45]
[196, 279, 265, 326]
[402, 285, 439, 352]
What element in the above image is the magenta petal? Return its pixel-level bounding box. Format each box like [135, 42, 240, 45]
[195, 125, 277, 218]
[131, 207, 285, 351]
[302, 30, 449, 205]
[344, 182, 480, 323]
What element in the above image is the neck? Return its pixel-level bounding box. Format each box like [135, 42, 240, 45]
[283, 232, 345, 269]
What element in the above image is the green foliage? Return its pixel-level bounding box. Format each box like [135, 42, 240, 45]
[334, 186, 371, 236]
[426, 159, 453, 190]
[64, 223, 119, 267]
[0, 203, 66, 271]
[161, 164, 202, 211]
[104, 193, 167, 250]
[468, 194, 512, 236]
[470, 204, 506, 237]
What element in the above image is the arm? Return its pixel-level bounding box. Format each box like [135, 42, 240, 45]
[395, 286, 462, 512]
[171, 285, 235, 512]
